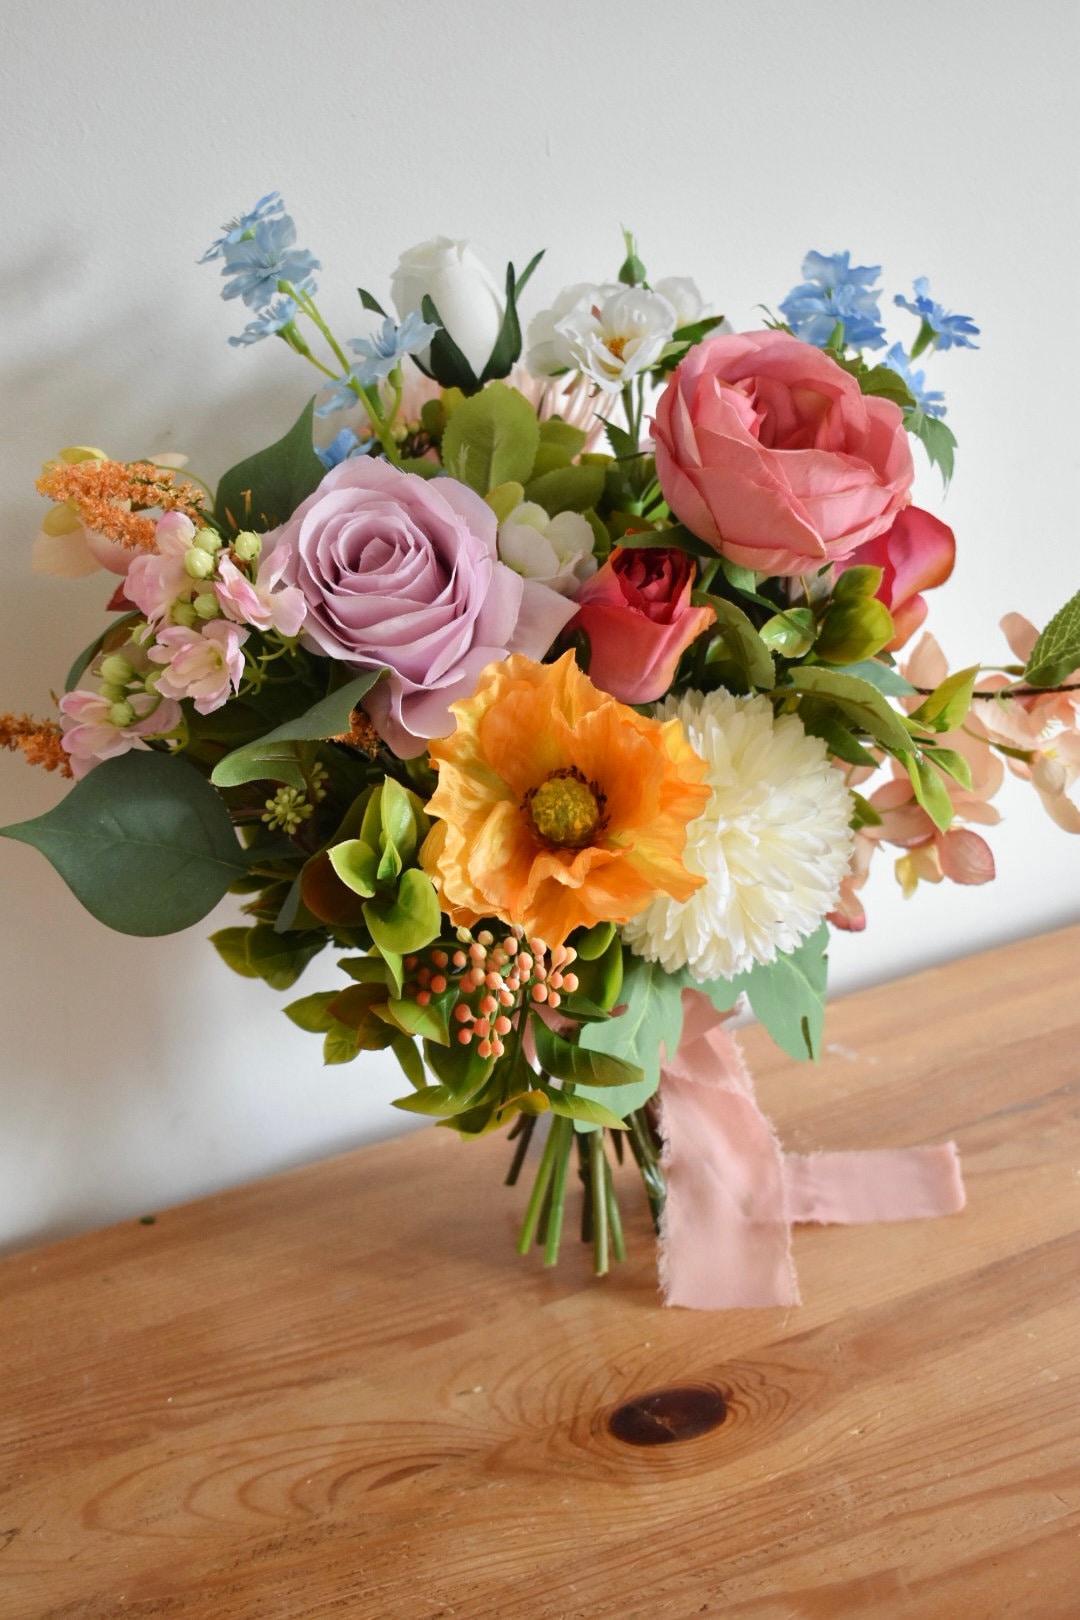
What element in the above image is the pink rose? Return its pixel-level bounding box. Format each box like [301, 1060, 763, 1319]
[840, 505, 955, 650]
[275, 457, 576, 757]
[652, 330, 914, 575]
[569, 547, 715, 703]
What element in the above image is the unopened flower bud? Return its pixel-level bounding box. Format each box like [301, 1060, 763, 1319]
[193, 591, 220, 619]
[194, 528, 223, 554]
[108, 700, 136, 728]
[233, 530, 262, 563]
[171, 601, 198, 627]
[97, 682, 127, 703]
[184, 547, 216, 580]
[99, 654, 134, 686]
[143, 670, 162, 694]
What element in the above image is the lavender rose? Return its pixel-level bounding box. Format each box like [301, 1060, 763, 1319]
[274, 457, 576, 756]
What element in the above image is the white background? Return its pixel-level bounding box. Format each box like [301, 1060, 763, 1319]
[1, 0, 1077, 1254]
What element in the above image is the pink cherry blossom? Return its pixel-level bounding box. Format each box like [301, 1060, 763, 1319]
[967, 614, 1080, 833]
[214, 550, 306, 638]
[147, 621, 248, 715]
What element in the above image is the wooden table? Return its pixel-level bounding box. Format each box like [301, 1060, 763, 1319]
[3, 928, 1078, 1619]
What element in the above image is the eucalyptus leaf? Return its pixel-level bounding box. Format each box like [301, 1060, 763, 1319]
[0, 751, 248, 936]
[737, 924, 830, 1061]
[577, 954, 685, 1124]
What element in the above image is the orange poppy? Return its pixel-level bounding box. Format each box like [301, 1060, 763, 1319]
[421, 651, 709, 945]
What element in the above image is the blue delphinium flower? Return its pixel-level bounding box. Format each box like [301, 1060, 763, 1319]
[315, 372, 366, 418]
[200, 193, 285, 264]
[779, 251, 886, 351]
[894, 278, 980, 351]
[347, 312, 440, 387]
[228, 296, 299, 348]
[881, 343, 947, 419]
[220, 216, 321, 309]
[315, 428, 374, 470]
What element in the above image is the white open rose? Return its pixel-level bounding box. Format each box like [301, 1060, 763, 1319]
[550, 286, 677, 395]
[390, 237, 504, 376]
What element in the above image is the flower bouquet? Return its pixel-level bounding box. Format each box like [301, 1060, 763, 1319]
[5, 199, 1079, 1306]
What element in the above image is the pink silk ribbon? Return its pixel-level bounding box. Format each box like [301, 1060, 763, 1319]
[657, 990, 966, 1309]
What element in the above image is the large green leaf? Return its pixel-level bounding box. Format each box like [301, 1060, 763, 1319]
[787, 666, 914, 754]
[441, 381, 540, 495]
[1024, 587, 1080, 688]
[214, 399, 327, 537]
[210, 671, 385, 788]
[737, 924, 830, 1061]
[0, 751, 248, 935]
[532, 1017, 644, 1091]
[578, 954, 686, 1122]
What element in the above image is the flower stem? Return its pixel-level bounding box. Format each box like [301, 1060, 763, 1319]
[604, 1144, 627, 1263]
[516, 1117, 561, 1254]
[589, 1129, 609, 1276]
[543, 1115, 574, 1267]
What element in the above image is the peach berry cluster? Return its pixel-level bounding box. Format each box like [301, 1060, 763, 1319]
[402, 929, 580, 1060]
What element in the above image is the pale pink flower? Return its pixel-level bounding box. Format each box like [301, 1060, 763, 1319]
[58, 689, 182, 778]
[147, 621, 248, 715]
[214, 551, 306, 637]
[968, 614, 1080, 833]
[126, 512, 198, 625]
[830, 632, 1003, 925]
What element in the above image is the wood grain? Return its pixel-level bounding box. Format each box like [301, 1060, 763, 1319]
[1, 926, 1078, 1619]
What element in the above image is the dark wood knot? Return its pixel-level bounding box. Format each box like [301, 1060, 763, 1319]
[607, 1384, 727, 1446]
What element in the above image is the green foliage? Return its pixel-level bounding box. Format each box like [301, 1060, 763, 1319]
[214, 399, 326, 536]
[577, 954, 686, 1124]
[484, 480, 526, 522]
[1023, 587, 1080, 688]
[364, 869, 441, 956]
[65, 613, 142, 692]
[210, 926, 260, 978]
[523, 462, 606, 515]
[904, 407, 957, 485]
[909, 665, 979, 731]
[326, 779, 439, 956]
[906, 754, 954, 833]
[786, 666, 915, 754]
[441, 380, 540, 494]
[1, 752, 248, 935]
[736, 924, 830, 1061]
[532, 1017, 645, 1090]
[759, 607, 817, 658]
[815, 595, 895, 664]
[210, 671, 385, 789]
[838, 659, 917, 697]
[699, 595, 775, 690]
[245, 924, 326, 990]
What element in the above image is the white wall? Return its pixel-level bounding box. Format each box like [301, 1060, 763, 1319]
[2, 0, 1078, 1253]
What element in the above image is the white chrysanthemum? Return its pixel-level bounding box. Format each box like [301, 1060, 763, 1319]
[622, 689, 854, 980]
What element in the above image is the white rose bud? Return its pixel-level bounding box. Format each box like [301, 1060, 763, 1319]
[390, 237, 505, 376]
[652, 276, 706, 329]
[497, 502, 597, 597]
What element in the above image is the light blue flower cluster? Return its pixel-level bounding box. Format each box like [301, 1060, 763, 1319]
[315, 428, 374, 470]
[316, 313, 439, 417]
[219, 216, 321, 309]
[881, 342, 947, 419]
[199, 193, 286, 264]
[779, 251, 886, 351]
[228, 296, 300, 349]
[202, 196, 322, 349]
[894, 278, 980, 351]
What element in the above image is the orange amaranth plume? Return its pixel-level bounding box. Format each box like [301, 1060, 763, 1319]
[36, 460, 207, 552]
[0, 714, 72, 776]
